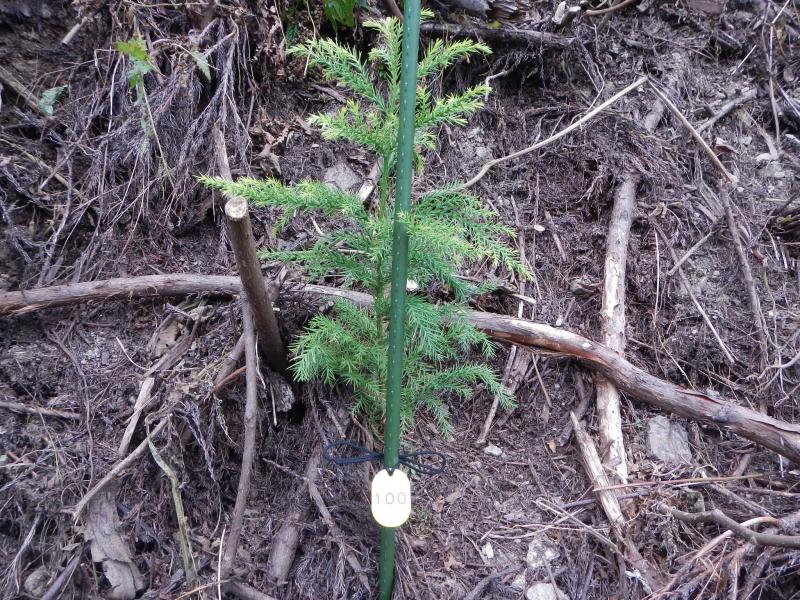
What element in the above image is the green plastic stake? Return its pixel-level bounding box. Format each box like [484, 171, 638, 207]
[379, 1, 422, 598]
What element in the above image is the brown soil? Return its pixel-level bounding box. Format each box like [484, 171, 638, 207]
[1, 1, 799, 599]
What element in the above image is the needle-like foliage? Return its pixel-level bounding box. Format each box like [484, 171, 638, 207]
[201, 16, 530, 436]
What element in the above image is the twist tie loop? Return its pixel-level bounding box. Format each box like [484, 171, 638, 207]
[322, 440, 446, 476]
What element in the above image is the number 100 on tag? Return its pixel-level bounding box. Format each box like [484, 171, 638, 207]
[371, 469, 411, 527]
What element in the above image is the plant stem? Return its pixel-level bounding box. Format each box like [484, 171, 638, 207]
[379, 0, 421, 598]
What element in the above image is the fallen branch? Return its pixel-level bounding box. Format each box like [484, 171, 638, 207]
[584, 0, 641, 16]
[571, 414, 662, 592]
[656, 503, 800, 549]
[220, 301, 261, 579]
[4, 275, 800, 464]
[0, 274, 245, 315]
[419, 22, 573, 49]
[307, 479, 371, 592]
[0, 399, 81, 421]
[458, 76, 648, 190]
[148, 426, 197, 587]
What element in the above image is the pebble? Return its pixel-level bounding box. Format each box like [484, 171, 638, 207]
[483, 444, 503, 457]
[526, 582, 569, 600]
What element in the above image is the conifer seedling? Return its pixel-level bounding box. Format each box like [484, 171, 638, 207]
[202, 13, 530, 437]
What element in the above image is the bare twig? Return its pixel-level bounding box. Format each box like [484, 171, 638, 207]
[73, 417, 170, 519]
[148, 427, 197, 587]
[584, 0, 641, 15]
[0, 400, 81, 421]
[647, 81, 737, 183]
[118, 377, 155, 455]
[666, 219, 721, 276]
[220, 301, 261, 579]
[697, 88, 758, 133]
[0, 65, 41, 114]
[307, 479, 371, 592]
[656, 503, 800, 548]
[557, 371, 593, 446]
[719, 188, 770, 367]
[382, 0, 404, 19]
[463, 565, 519, 600]
[653, 222, 737, 364]
[458, 76, 648, 189]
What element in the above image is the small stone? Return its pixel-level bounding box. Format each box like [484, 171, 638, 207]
[482, 541, 495, 560]
[525, 536, 559, 570]
[647, 416, 692, 464]
[323, 162, 361, 192]
[483, 444, 503, 457]
[526, 582, 569, 600]
[511, 572, 527, 591]
[24, 566, 50, 597]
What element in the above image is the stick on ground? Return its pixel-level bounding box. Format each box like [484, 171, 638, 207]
[4, 275, 800, 464]
[220, 301, 261, 579]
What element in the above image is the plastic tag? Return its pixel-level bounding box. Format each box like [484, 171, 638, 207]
[371, 468, 411, 527]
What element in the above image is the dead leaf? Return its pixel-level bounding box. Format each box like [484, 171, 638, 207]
[84, 486, 144, 599]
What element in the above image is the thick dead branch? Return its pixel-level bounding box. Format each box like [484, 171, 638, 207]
[595, 94, 666, 485]
[225, 196, 288, 373]
[220, 301, 261, 579]
[4, 275, 800, 464]
[0, 274, 245, 315]
[214, 125, 287, 373]
[656, 503, 800, 549]
[571, 414, 662, 592]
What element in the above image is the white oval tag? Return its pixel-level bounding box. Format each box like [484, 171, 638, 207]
[371, 468, 411, 528]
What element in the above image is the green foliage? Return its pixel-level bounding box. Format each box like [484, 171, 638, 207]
[289, 11, 490, 170]
[323, 0, 358, 27]
[115, 37, 153, 91]
[38, 85, 67, 117]
[201, 17, 528, 436]
[187, 49, 211, 82]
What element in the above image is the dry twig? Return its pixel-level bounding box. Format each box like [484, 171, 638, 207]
[220, 301, 261, 578]
[458, 76, 648, 189]
[4, 276, 800, 463]
[657, 503, 800, 549]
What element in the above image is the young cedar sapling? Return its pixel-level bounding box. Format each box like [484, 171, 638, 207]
[201, 13, 531, 437]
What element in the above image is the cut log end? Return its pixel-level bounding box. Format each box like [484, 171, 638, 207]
[225, 197, 249, 221]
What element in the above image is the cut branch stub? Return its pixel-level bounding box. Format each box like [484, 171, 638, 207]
[224, 197, 288, 374]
